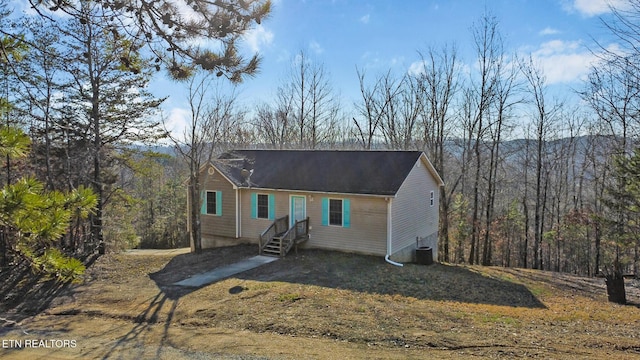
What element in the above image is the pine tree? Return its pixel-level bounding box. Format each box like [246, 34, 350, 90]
[601, 148, 640, 304]
[0, 126, 97, 282]
[24, 0, 271, 80]
[57, 2, 166, 251]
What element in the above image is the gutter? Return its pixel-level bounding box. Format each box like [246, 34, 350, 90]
[235, 186, 393, 199]
[385, 197, 403, 267]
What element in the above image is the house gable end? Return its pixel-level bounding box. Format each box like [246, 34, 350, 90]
[418, 153, 444, 188]
[197, 162, 239, 189]
[389, 155, 441, 261]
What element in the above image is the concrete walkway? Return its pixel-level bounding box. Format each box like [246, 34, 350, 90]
[173, 255, 279, 288]
[126, 248, 191, 256]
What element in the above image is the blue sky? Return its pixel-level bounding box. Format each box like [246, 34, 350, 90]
[249, 0, 614, 88]
[7, 0, 628, 137]
[160, 0, 624, 136]
[246, 0, 615, 87]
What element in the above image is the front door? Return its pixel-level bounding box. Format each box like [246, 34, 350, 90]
[290, 196, 306, 226]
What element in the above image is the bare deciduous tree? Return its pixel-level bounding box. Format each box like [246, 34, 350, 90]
[377, 72, 420, 150]
[351, 68, 396, 149]
[465, 13, 501, 265]
[413, 45, 461, 262]
[168, 73, 242, 253]
[520, 55, 562, 270]
[278, 50, 342, 149]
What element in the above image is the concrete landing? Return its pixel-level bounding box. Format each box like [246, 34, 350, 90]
[172, 255, 279, 288]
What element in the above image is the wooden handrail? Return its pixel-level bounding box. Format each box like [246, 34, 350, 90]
[278, 217, 309, 257]
[294, 217, 309, 238]
[259, 215, 289, 254]
[259, 216, 309, 257]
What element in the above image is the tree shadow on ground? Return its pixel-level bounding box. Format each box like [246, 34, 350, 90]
[501, 267, 607, 298]
[38, 245, 548, 357]
[233, 249, 547, 308]
[97, 290, 179, 360]
[96, 245, 259, 358]
[501, 267, 640, 308]
[0, 252, 102, 327]
[148, 246, 545, 308]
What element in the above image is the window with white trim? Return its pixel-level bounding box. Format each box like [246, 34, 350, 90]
[430, 191, 435, 207]
[257, 194, 269, 219]
[329, 199, 343, 226]
[322, 197, 350, 228]
[252, 193, 274, 220]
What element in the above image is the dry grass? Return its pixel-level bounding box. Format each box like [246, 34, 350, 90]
[2, 245, 640, 359]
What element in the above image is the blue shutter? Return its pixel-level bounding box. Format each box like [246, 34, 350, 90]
[321, 198, 328, 226]
[343, 199, 351, 228]
[268, 194, 275, 220]
[216, 191, 222, 216]
[251, 193, 257, 219]
[200, 191, 207, 214]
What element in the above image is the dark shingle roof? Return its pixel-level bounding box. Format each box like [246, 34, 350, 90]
[212, 150, 425, 196]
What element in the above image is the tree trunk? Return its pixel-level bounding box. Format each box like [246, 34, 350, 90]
[482, 137, 501, 266]
[469, 137, 482, 265]
[189, 172, 203, 254]
[534, 150, 542, 270]
[517, 137, 530, 268]
[605, 273, 626, 304]
[593, 178, 603, 276]
[91, 87, 104, 254]
[439, 188, 450, 263]
[0, 226, 6, 269]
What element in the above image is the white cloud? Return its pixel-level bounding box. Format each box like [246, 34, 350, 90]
[360, 14, 370, 24]
[309, 40, 324, 54]
[173, 0, 206, 22]
[568, 0, 630, 17]
[539, 27, 561, 36]
[164, 108, 190, 141]
[408, 60, 426, 76]
[243, 24, 274, 53]
[9, 0, 71, 18]
[528, 40, 597, 84]
[535, 39, 580, 56]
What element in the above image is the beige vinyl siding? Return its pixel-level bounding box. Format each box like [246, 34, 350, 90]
[239, 189, 289, 241]
[307, 194, 387, 256]
[240, 190, 387, 255]
[200, 168, 236, 239]
[390, 156, 440, 256]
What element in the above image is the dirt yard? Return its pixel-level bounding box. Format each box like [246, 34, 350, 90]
[2, 245, 640, 359]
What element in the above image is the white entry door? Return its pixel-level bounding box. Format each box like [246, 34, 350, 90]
[290, 196, 306, 226]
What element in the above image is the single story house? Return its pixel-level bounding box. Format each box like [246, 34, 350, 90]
[188, 150, 444, 263]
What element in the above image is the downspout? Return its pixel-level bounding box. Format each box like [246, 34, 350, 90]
[385, 255, 403, 267]
[235, 187, 240, 238]
[385, 197, 403, 267]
